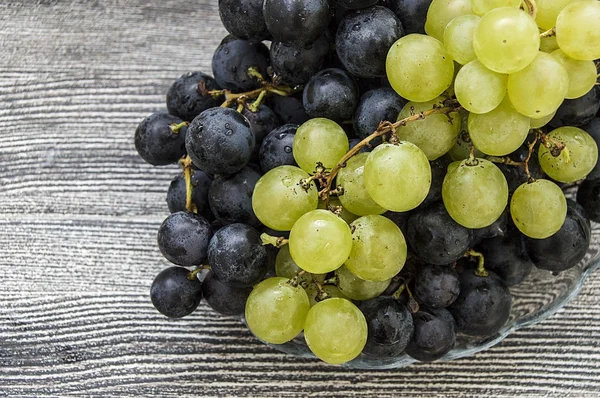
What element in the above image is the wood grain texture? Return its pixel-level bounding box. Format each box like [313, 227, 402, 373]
[0, 1, 599, 396]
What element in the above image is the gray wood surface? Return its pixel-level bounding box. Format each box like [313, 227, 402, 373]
[0, 1, 599, 396]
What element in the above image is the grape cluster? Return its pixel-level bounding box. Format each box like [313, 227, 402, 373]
[134, 0, 600, 365]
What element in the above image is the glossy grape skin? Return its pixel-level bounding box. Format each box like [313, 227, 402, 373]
[354, 87, 407, 144]
[338, 0, 378, 8]
[289, 210, 353, 274]
[252, 166, 318, 231]
[386, 34, 454, 102]
[424, 0, 472, 42]
[448, 128, 485, 162]
[305, 284, 348, 307]
[577, 179, 600, 222]
[414, 264, 460, 308]
[540, 35, 560, 54]
[336, 6, 404, 78]
[538, 126, 598, 183]
[470, 0, 520, 16]
[454, 60, 507, 115]
[201, 271, 252, 316]
[443, 14, 479, 65]
[269, 95, 310, 125]
[150, 267, 203, 318]
[293, 118, 348, 173]
[208, 167, 262, 227]
[245, 277, 310, 344]
[337, 153, 386, 216]
[263, 0, 330, 45]
[211, 35, 270, 92]
[259, 124, 298, 173]
[166, 170, 213, 219]
[304, 298, 368, 364]
[276, 245, 325, 288]
[395, 97, 461, 160]
[359, 297, 414, 358]
[166, 72, 220, 122]
[510, 179, 567, 239]
[134, 112, 187, 166]
[549, 86, 600, 128]
[530, 111, 557, 129]
[477, 227, 533, 286]
[208, 223, 268, 287]
[407, 201, 473, 265]
[335, 265, 392, 301]
[302, 68, 359, 121]
[384, 0, 432, 34]
[535, 0, 578, 30]
[473, 7, 540, 74]
[364, 142, 432, 212]
[219, 0, 270, 41]
[157, 212, 213, 267]
[405, 307, 456, 362]
[556, 0, 600, 61]
[551, 50, 598, 100]
[242, 104, 280, 158]
[185, 107, 254, 176]
[270, 35, 329, 86]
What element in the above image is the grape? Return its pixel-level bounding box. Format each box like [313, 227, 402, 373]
[530, 112, 557, 129]
[335, 265, 391, 301]
[540, 35, 560, 54]
[150, 267, 203, 318]
[386, 34, 455, 102]
[337, 153, 386, 216]
[302, 68, 359, 121]
[354, 87, 407, 144]
[470, 0, 520, 16]
[345, 215, 407, 282]
[507, 52, 570, 119]
[166, 170, 213, 219]
[551, 51, 597, 100]
[293, 118, 349, 173]
[364, 142, 432, 212]
[263, 0, 330, 45]
[538, 126, 599, 183]
[134, 112, 187, 166]
[448, 127, 485, 161]
[158, 212, 213, 267]
[556, 0, 600, 61]
[305, 284, 348, 307]
[201, 271, 252, 316]
[270, 35, 330, 86]
[317, 197, 360, 224]
[245, 277, 310, 344]
[269, 95, 309, 125]
[577, 179, 600, 222]
[510, 179, 567, 239]
[385, 0, 432, 35]
[478, 227, 533, 286]
[218, 0, 270, 41]
[454, 60, 507, 115]
[303, 298, 368, 364]
[473, 7, 540, 74]
[549, 87, 600, 128]
[275, 245, 325, 288]
[414, 264, 460, 308]
[338, 0, 378, 8]
[242, 104, 279, 157]
[288, 210, 353, 274]
[259, 124, 298, 173]
[252, 165, 318, 231]
[443, 14, 480, 65]
[405, 307, 456, 362]
[395, 97, 461, 160]
[422, 155, 452, 207]
[468, 97, 530, 156]
[424, 0, 472, 42]
[535, 0, 578, 30]
[208, 167, 261, 227]
[166, 72, 220, 122]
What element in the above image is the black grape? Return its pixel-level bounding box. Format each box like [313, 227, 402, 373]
[259, 124, 298, 172]
[383, 0, 432, 34]
[242, 103, 280, 158]
[201, 271, 253, 316]
[185, 107, 255, 175]
[157, 212, 213, 267]
[549, 86, 600, 128]
[166, 170, 213, 218]
[208, 223, 269, 287]
[166, 72, 221, 122]
[150, 267, 203, 318]
[208, 167, 262, 227]
[270, 34, 330, 86]
[211, 35, 270, 92]
[303, 68, 359, 121]
[405, 307, 456, 362]
[359, 297, 414, 358]
[406, 202, 473, 265]
[348, 138, 371, 153]
[263, 0, 331, 45]
[269, 94, 310, 125]
[134, 112, 187, 166]
[336, 6, 404, 78]
[338, 0, 378, 9]
[422, 155, 451, 208]
[414, 264, 460, 308]
[354, 87, 407, 144]
[448, 270, 511, 336]
[577, 179, 600, 222]
[218, 0, 270, 41]
[472, 210, 509, 244]
[582, 117, 600, 181]
[383, 210, 410, 236]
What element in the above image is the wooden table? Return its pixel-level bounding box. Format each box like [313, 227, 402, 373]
[1, 1, 599, 396]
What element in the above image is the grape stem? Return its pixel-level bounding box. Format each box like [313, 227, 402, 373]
[287, 270, 306, 288]
[311, 274, 330, 302]
[187, 264, 211, 281]
[260, 233, 289, 248]
[169, 121, 189, 134]
[523, 133, 540, 182]
[539, 27, 556, 39]
[180, 155, 197, 213]
[522, 0, 537, 19]
[466, 249, 488, 277]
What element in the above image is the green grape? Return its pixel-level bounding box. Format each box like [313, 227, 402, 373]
[245, 277, 310, 344]
[536, 0, 578, 30]
[395, 97, 461, 160]
[507, 52, 569, 119]
[454, 60, 507, 114]
[335, 265, 391, 301]
[468, 97, 530, 156]
[530, 111, 557, 129]
[364, 143, 432, 212]
[471, 0, 521, 16]
[345, 215, 407, 282]
[442, 158, 508, 228]
[293, 118, 348, 173]
[510, 180, 567, 239]
[551, 49, 598, 99]
[473, 7, 540, 74]
[425, 0, 473, 42]
[556, 0, 600, 60]
[336, 153, 386, 216]
[305, 284, 348, 307]
[318, 196, 360, 224]
[289, 210, 353, 274]
[386, 34, 455, 102]
[303, 298, 367, 364]
[252, 166, 318, 231]
[275, 245, 326, 288]
[443, 14, 480, 65]
[540, 35, 560, 54]
[449, 131, 485, 161]
[538, 126, 599, 183]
